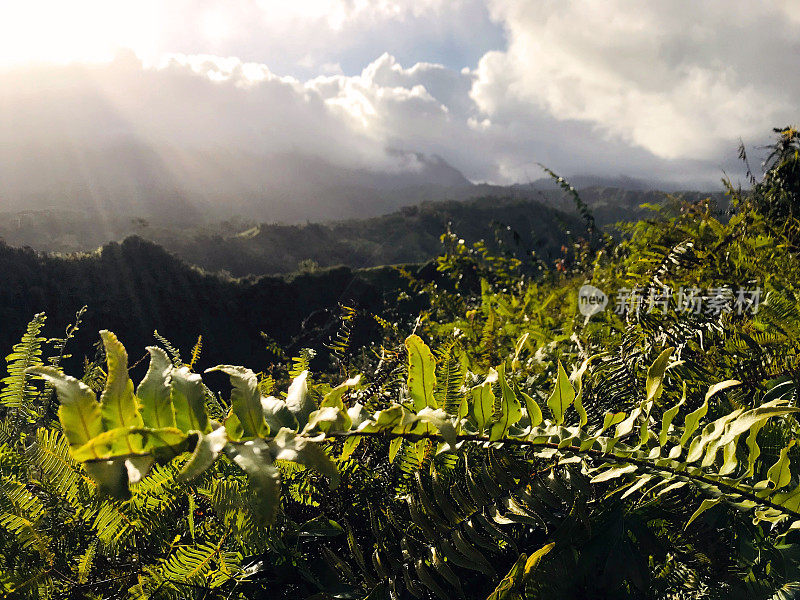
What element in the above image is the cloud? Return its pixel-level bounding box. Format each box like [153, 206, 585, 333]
[476, 0, 800, 162]
[1, 0, 798, 197]
[140, 0, 504, 76]
[0, 53, 381, 167]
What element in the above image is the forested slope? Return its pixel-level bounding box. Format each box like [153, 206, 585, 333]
[0, 189, 694, 275]
[164, 196, 581, 276]
[0, 236, 423, 373]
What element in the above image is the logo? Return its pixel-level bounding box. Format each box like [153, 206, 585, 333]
[578, 284, 608, 318]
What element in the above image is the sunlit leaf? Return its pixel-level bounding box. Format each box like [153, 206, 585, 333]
[547, 362, 574, 425]
[405, 334, 437, 410]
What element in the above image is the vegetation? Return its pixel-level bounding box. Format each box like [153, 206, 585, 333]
[0, 236, 428, 373]
[0, 189, 719, 276]
[2, 128, 800, 599]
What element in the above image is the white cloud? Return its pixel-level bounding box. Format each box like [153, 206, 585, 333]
[0, 0, 798, 195]
[476, 0, 800, 160]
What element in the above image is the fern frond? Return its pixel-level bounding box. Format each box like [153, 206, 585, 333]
[433, 343, 466, 418]
[161, 538, 240, 589]
[328, 304, 357, 373]
[154, 330, 183, 367]
[27, 428, 92, 509]
[1, 313, 47, 414]
[75, 539, 97, 584]
[289, 349, 316, 380]
[0, 477, 51, 559]
[188, 335, 203, 371]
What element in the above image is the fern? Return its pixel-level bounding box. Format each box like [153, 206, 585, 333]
[154, 329, 183, 367]
[160, 538, 239, 588]
[289, 348, 315, 379]
[188, 335, 203, 371]
[0, 477, 50, 559]
[1, 314, 46, 416]
[328, 304, 357, 374]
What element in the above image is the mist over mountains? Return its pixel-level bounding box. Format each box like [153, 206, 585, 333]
[0, 133, 727, 278]
[0, 140, 474, 224]
[0, 135, 710, 226]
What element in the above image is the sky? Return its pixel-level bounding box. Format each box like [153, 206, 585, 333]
[1, 0, 798, 188]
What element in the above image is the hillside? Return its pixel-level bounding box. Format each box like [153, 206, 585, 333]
[0, 190, 687, 276]
[0, 141, 470, 223]
[0, 194, 584, 366]
[152, 195, 582, 276]
[0, 237, 427, 374]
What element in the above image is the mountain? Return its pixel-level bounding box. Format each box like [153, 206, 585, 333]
[0, 140, 471, 224]
[0, 196, 583, 370]
[0, 136, 724, 232]
[150, 196, 581, 276]
[524, 175, 657, 191]
[0, 187, 725, 276]
[0, 196, 582, 276]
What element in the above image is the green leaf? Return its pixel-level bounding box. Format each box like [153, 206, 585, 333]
[71, 426, 187, 461]
[719, 435, 741, 476]
[678, 381, 740, 449]
[207, 365, 268, 439]
[304, 406, 351, 434]
[177, 425, 228, 482]
[773, 483, 800, 513]
[405, 334, 437, 410]
[744, 420, 768, 477]
[124, 455, 155, 483]
[224, 440, 280, 524]
[602, 411, 626, 431]
[645, 347, 673, 403]
[83, 459, 130, 500]
[285, 370, 315, 429]
[511, 332, 530, 371]
[389, 437, 403, 463]
[767, 441, 795, 490]
[224, 409, 243, 441]
[523, 542, 554, 577]
[471, 369, 497, 433]
[321, 375, 361, 410]
[688, 409, 746, 464]
[171, 366, 210, 434]
[659, 383, 685, 446]
[695, 401, 798, 464]
[572, 358, 592, 427]
[340, 435, 361, 461]
[520, 390, 542, 428]
[680, 398, 709, 447]
[486, 553, 526, 600]
[99, 330, 143, 430]
[490, 365, 522, 441]
[686, 498, 721, 528]
[28, 366, 102, 451]
[297, 516, 344, 537]
[415, 407, 457, 450]
[547, 362, 574, 425]
[261, 396, 299, 433]
[136, 347, 176, 429]
[614, 406, 643, 440]
[365, 404, 406, 432]
[705, 379, 741, 402]
[269, 429, 339, 487]
[591, 464, 637, 483]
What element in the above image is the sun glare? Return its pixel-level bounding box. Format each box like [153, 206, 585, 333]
[0, 0, 159, 67]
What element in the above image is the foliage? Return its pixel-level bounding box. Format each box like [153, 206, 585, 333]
[745, 126, 800, 222]
[3, 127, 800, 600]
